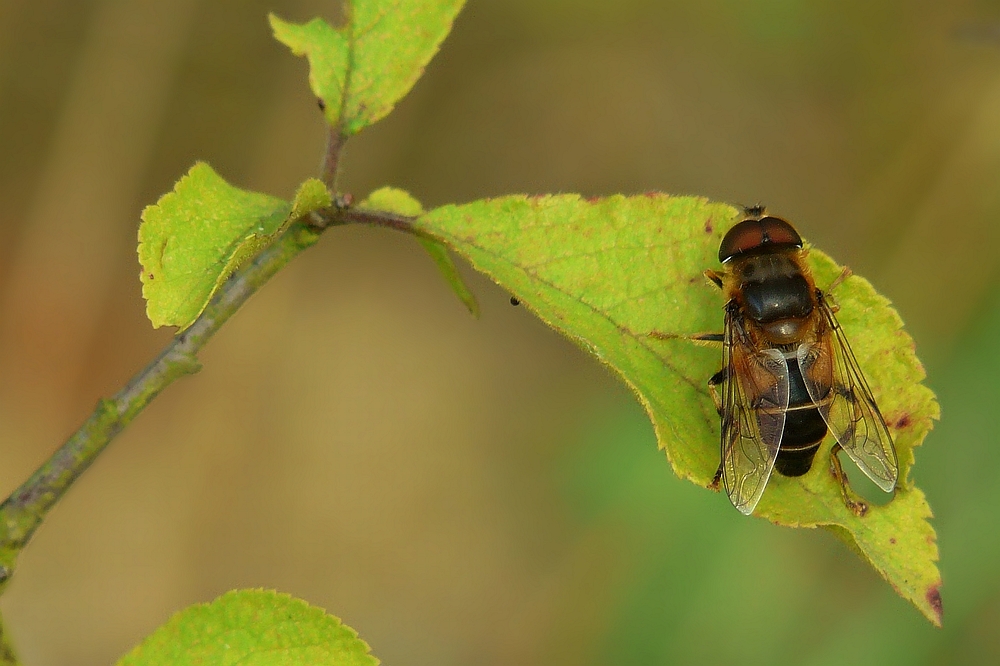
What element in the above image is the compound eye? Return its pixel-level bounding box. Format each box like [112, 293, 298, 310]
[758, 216, 802, 248]
[718, 216, 803, 263]
[719, 220, 765, 263]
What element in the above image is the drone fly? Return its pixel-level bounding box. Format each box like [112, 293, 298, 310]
[703, 207, 898, 516]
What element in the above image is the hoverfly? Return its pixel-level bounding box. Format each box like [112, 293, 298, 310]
[703, 207, 898, 516]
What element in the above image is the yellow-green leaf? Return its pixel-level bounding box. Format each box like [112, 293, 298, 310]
[116, 589, 379, 666]
[269, 0, 465, 136]
[138, 165, 330, 329]
[360, 186, 478, 316]
[361, 186, 424, 217]
[291, 177, 334, 220]
[414, 193, 941, 624]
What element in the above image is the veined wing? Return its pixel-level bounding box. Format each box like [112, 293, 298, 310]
[720, 304, 790, 515]
[797, 292, 898, 492]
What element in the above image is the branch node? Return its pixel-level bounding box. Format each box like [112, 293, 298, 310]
[169, 351, 203, 376]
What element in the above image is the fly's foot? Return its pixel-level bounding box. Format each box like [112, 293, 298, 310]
[830, 445, 868, 517]
[846, 496, 869, 518]
[710, 462, 723, 490]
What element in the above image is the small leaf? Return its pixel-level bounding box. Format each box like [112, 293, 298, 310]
[138, 165, 330, 329]
[291, 177, 334, 220]
[414, 194, 941, 624]
[116, 589, 379, 666]
[269, 0, 465, 136]
[360, 186, 478, 316]
[417, 238, 480, 316]
[360, 186, 424, 217]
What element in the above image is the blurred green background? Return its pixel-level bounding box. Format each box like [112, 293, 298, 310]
[0, 0, 998, 663]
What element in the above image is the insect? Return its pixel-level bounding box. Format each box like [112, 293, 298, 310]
[703, 207, 898, 516]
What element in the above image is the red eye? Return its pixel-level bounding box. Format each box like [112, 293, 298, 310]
[719, 215, 802, 263]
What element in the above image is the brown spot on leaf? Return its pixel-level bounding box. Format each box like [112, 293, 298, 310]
[896, 414, 912, 429]
[148, 273, 154, 280]
[926, 584, 944, 625]
[704, 217, 714, 234]
[585, 195, 600, 203]
[889, 537, 896, 545]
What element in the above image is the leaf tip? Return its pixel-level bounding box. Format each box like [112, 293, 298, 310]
[466, 297, 481, 319]
[926, 583, 944, 627]
[267, 12, 293, 42]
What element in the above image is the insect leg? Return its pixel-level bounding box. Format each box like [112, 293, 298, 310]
[704, 269, 724, 289]
[829, 443, 868, 517]
[707, 366, 727, 490]
[826, 266, 853, 292]
[711, 463, 724, 490]
[707, 367, 726, 415]
[647, 331, 724, 344]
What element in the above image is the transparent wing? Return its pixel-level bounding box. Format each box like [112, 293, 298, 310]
[796, 293, 898, 492]
[720, 306, 790, 515]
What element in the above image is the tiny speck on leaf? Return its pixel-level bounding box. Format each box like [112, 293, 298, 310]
[510, 296, 520, 306]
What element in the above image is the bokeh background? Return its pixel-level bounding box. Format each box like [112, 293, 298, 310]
[0, 0, 999, 663]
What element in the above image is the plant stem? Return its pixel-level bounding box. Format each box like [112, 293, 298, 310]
[0, 614, 18, 666]
[0, 146, 424, 588]
[339, 206, 419, 234]
[321, 129, 347, 192]
[0, 219, 325, 569]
